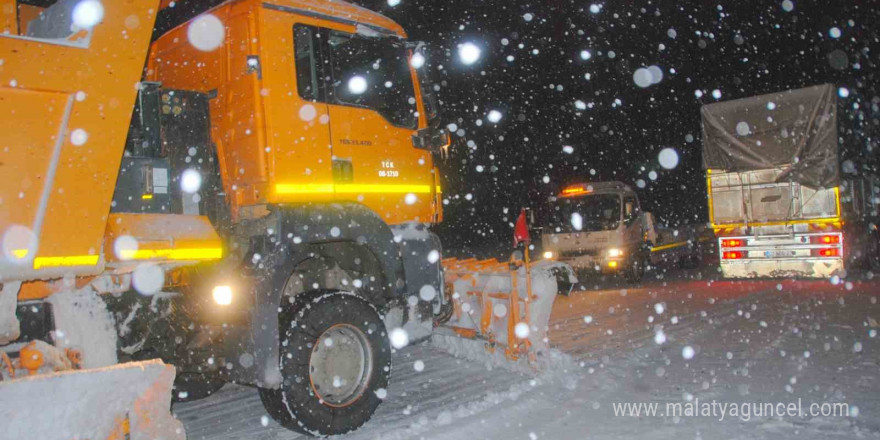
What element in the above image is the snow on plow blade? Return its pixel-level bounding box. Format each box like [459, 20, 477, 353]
[0, 359, 184, 440]
[439, 258, 577, 364]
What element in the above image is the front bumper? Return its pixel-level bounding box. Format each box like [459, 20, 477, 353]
[554, 253, 626, 274]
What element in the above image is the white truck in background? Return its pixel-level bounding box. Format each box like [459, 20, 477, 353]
[539, 182, 657, 281]
[538, 181, 710, 282]
[702, 84, 880, 278]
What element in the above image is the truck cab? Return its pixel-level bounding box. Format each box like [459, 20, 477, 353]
[541, 182, 656, 281]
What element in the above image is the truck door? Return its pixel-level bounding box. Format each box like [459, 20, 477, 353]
[322, 30, 434, 222]
[261, 15, 335, 204]
[622, 195, 644, 248]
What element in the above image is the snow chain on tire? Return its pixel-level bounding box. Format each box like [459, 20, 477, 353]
[259, 291, 391, 436]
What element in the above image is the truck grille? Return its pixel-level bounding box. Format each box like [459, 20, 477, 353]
[560, 249, 599, 258]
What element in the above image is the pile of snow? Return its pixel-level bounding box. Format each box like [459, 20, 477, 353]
[47, 287, 118, 368]
[432, 331, 580, 381]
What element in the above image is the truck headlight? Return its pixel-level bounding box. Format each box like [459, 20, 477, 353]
[543, 251, 554, 260]
[607, 248, 623, 258]
[212, 285, 233, 306]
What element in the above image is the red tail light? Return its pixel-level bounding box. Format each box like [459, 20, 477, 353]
[721, 239, 744, 248]
[817, 248, 839, 257]
[810, 235, 840, 245]
[722, 251, 743, 260]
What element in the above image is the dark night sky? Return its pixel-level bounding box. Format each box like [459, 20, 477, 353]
[352, 0, 879, 255]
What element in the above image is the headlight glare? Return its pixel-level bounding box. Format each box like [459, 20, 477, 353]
[212, 285, 233, 306]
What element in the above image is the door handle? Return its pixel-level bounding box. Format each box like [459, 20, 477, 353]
[332, 159, 353, 183]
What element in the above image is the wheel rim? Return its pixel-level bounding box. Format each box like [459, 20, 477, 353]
[308, 323, 373, 407]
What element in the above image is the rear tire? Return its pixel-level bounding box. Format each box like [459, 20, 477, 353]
[259, 291, 391, 436]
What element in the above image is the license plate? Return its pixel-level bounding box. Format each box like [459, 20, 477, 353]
[764, 250, 796, 258]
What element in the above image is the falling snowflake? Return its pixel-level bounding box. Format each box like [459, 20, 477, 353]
[72, 0, 104, 29]
[187, 14, 225, 51]
[348, 76, 368, 94]
[458, 42, 481, 65]
[654, 330, 666, 345]
[658, 148, 679, 170]
[180, 169, 202, 193]
[682, 346, 695, 360]
[389, 328, 409, 349]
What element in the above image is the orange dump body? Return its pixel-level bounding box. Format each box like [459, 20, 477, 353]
[0, 0, 161, 283]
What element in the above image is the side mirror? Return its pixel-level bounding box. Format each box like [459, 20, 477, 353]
[642, 212, 658, 244]
[412, 127, 449, 153]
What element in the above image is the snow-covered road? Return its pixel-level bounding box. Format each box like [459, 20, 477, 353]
[175, 275, 880, 439]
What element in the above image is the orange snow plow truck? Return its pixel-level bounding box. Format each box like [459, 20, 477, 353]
[0, 0, 575, 437]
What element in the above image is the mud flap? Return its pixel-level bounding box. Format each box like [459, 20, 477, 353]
[0, 359, 185, 440]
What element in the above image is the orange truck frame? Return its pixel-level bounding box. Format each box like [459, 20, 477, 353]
[1, 0, 450, 435]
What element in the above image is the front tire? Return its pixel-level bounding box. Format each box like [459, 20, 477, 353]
[626, 255, 646, 283]
[259, 291, 391, 436]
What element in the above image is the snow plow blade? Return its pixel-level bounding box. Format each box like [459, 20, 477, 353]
[0, 359, 184, 440]
[439, 257, 577, 364]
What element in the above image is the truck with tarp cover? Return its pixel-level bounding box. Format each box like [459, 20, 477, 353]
[701, 84, 880, 278]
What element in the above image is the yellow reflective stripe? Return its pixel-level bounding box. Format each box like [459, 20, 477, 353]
[275, 183, 335, 195]
[11, 249, 29, 259]
[33, 255, 100, 269]
[335, 184, 432, 194]
[435, 185, 442, 193]
[834, 186, 841, 218]
[651, 241, 688, 252]
[141, 194, 154, 200]
[711, 217, 841, 229]
[275, 183, 432, 195]
[119, 247, 223, 261]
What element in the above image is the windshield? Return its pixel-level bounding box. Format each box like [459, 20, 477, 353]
[328, 31, 418, 129]
[549, 194, 621, 232]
